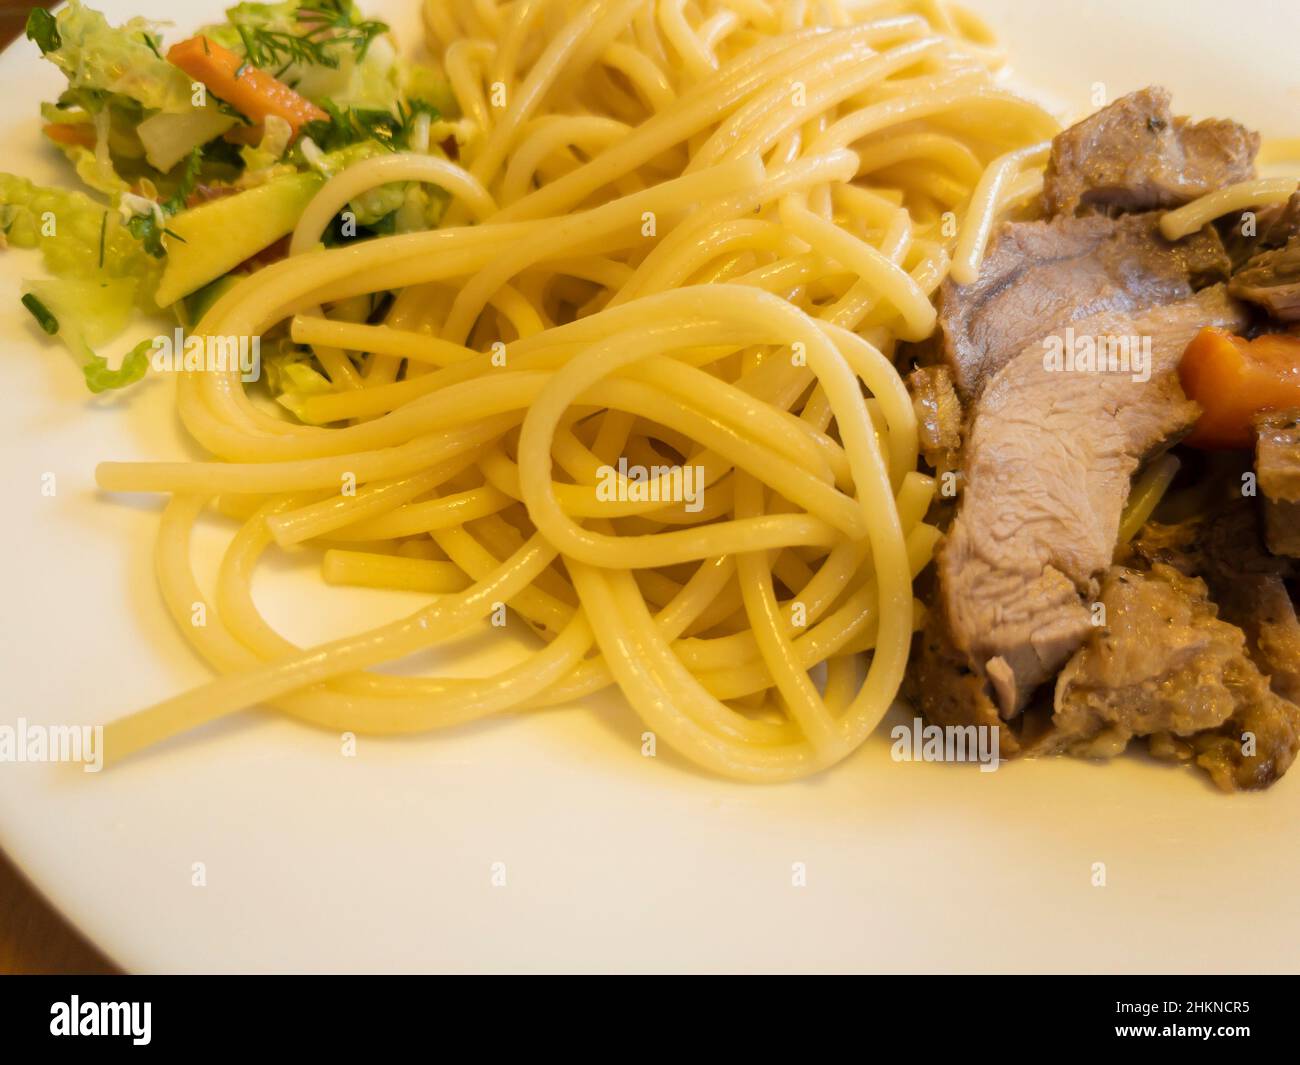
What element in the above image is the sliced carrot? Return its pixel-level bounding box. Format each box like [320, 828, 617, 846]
[42, 122, 97, 149]
[1179, 327, 1300, 448]
[166, 35, 327, 137]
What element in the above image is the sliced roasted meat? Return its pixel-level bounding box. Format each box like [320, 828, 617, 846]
[1044, 562, 1298, 790]
[926, 286, 1248, 730]
[932, 213, 1228, 399]
[905, 364, 961, 473]
[1042, 87, 1259, 217]
[1255, 409, 1300, 556]
[1230, 237, 1300, 322]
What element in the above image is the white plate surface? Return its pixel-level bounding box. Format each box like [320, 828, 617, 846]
[0, 0, 1297, 974]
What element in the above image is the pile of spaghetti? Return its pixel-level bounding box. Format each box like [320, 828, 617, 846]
[97, 0, 1059, 780]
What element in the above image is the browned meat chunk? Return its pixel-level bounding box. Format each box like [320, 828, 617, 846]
[1123, 514, 1204, 575]
[1230, 237, 1300, 322]
[932, 213, 1227, 399]
[906, 364, 961, 473]
[1221, 192, 1300, 268]
[911, 603, 1015, 754]
[1042, 87, 1259, 217]
[1255, 409, 1300, 556]
[1191, 692, 1300, 791]
[1255, 410, 1300, 501]
[1128, 503, 1300, 675]
[1196, 504, 1300, 705]
[931, 286, 1248, 723]
[1103, 512, 1300, 789]
[1264, 501, 1300, 559]
[1044, 562, 1298, 790]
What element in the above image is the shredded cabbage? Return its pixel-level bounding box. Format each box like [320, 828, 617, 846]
[238, 115, 295, 180]
[39, 1, 196, 115]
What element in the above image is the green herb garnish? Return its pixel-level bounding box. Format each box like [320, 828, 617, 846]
[300, 99, 439, 153]
[21, 293, 60, 335]
[234, 0, 387, 73]
[25, 8, 61, 55]
[126, 148, 204, 258]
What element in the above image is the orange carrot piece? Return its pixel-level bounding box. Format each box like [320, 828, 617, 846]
[166, 35, 327, 137]
[42, 122, 97, 149]
[1179, 327, 1300, 449]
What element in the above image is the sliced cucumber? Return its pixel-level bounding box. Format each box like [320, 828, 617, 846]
[154, 171, 324, 309]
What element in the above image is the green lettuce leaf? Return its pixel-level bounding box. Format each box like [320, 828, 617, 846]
[25, 8, 62, 54]
[37, 1, 196, 115]
[21, 279, 152, 393]
[401, 63, 458, 120]
[262, 339, 334, 421]
[237, 115, 295, 179]
[0, 172, 161, 299]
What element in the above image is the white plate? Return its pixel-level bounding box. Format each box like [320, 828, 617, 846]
[1, 0, 1298, 975]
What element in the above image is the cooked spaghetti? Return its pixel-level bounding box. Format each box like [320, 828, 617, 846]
[90, 0, 1061, 780]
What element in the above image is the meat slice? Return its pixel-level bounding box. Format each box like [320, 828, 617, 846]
[1042, 87, 1259, 217]
[1255, 409, 1300, 556]
[929, 286, 1248, 726]
[1045, 562, 1297, 790]
[932, 213, 1227, 399]
[1230, 237, 1300, 323]
[905, 364, 961, 473]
